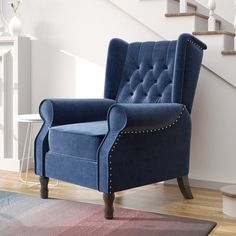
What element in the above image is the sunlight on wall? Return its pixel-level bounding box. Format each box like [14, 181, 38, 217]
[60, 50, 105, 98]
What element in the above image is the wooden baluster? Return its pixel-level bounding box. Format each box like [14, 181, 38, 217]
[208, 0, 216, 31]
[234, 0, 236, 50]
[180, 0, 187, 13]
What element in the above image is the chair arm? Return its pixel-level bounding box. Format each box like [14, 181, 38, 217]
[107, 103, 190, 132]
[98, 103, 191, 193]
[40, 98, 116, 126]
[35, 98, 115, 176]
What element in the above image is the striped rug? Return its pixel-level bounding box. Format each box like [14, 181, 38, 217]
[0, 191, 216, 236]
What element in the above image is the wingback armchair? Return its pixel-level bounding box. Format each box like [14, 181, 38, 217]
[35, 34, 206, 219]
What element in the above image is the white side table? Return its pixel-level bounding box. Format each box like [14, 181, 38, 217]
[16, 114, 42, 185]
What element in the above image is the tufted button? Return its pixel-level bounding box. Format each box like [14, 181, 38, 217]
[144, 92, 147, 96]
[130, 92, 134, 96]
[127, 79, 130, 82]
[137, 65, 140, 70]
[140, 79, 143, 82]
[150, 66, 154, 70]
[164, 65, 168, 69]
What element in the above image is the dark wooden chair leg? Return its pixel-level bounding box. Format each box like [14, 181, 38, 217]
[177, 176, 193, 199]
[103, 193, 115, 219]
[40, 176, 49, 199]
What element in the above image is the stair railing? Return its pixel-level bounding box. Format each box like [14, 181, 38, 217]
[208, 0, 216, 31]
[180, 0, 187, 13]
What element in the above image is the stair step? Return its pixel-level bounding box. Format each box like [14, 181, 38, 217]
[165, 13, 221, 25]
[174, 0, 197, 11]
[221, 51, 236, 56]
[167, 0, 196, 14]
[193, 31, 235, 37]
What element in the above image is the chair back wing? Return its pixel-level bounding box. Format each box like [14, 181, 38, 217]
[172, 34, 206, 112]
[104, 34, 206, 112]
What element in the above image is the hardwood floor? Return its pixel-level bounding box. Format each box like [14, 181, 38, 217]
[0, 170, 236, 235]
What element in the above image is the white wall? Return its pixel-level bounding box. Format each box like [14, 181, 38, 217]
[3, 0, 160, 112]
[195, 0, 235, 24]
[190, 67, 236, 184]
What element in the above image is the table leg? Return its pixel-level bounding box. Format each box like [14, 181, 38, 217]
[19, 122, 59, 187]
[19, 123, 30, 183]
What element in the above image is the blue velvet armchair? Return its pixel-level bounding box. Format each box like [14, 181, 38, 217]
[35, 34, 206, 219]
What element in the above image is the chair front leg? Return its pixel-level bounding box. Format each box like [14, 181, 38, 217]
[177, 175, 193, 199]
[103, 193, 115, 219]
[40, 176, 49, 199]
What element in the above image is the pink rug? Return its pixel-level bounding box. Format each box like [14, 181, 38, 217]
[0, 191, 216, 236]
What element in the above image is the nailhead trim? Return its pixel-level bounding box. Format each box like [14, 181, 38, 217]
[187, 39, 204, 50]
[108, 105, 186, 193]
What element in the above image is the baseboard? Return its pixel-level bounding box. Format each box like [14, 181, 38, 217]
[165, 178, 235, 190]
[0, 159, 20, 172]
[0, 157, 34, 172]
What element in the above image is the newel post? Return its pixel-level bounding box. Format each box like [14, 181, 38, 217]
[180, 0, 187, 13]
[208, 0, 216, 31]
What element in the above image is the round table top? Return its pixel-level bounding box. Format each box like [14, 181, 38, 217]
[220, 185, 236, 198]
[16, 114, 42, 123]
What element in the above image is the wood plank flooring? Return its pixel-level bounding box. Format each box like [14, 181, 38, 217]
[0, 170, 236, 235]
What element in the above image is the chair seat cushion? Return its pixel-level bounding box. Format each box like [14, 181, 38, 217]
[48, 120, 108, 161]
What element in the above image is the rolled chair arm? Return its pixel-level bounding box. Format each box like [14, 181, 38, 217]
[108, 103, 190, 132]
[35, 98, 115, 176]
[40, 98, 116, 126]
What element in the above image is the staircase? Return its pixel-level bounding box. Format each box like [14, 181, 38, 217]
[110, 0, 236, 87]
[109, 0, 236, 187]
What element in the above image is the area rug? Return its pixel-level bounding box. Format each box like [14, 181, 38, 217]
[0, 191, 216, 236]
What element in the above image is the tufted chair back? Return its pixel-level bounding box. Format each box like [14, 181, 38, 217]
[104, 35, 206, 113]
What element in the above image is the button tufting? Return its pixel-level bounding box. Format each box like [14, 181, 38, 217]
[137, 66, 140, 69]
[130, 92, 134, 96]
[144, 92, 147, 96]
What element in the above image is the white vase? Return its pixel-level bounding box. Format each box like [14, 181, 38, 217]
[9, 15, 21, 36]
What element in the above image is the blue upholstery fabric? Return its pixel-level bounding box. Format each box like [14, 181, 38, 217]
[99, 103, 191, 192]
[49, 121, 107, 161]
[35, 34, 206, 193]
[45, 152, 98, 189]
[35, 99, 115, 175]
[116, 41, 175, 103]
[104, 34, 206, 113]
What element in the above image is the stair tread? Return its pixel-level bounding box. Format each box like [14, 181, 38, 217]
[193, 31, 235, 37]
[165, 13, 221, 24]
[174, 0, 197, 10]
[221, 51, 236, 56]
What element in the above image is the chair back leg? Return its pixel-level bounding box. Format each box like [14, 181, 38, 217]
[177, 176, 193, 199]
